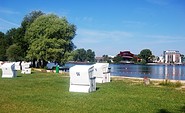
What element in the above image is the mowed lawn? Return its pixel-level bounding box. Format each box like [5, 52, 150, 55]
[0, 70, 185, 113]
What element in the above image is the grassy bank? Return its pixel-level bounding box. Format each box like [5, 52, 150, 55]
[0, 70, 185, 113]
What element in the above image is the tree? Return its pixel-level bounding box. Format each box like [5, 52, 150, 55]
[138, 49, 153, 63]
[73, 49, 87, 62]
[71, 48, 95, 62]
[100, 55, 112, 63]
[21, 10, 44, 31]
[6, 44, 23, 61]
[3, 11, 44, 62]
[5, 28, 16, 46]
[26, 37, 67, 67]
[25, 14, 76, 67]
[113, 55, 123, 63]
[20, 11, 45, 60]
[86, 49, 95, 62]
[0, 32, 7, 60]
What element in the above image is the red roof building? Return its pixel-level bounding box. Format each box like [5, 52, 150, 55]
[118, 51, 134, 59]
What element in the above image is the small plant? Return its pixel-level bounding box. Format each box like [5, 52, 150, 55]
[174, 81, 183, 87]
[159, 80, 182, 88]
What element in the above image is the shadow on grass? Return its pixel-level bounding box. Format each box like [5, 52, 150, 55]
[96, 87, 100, 91]
[157, 109, 171, 113]
[17, 75, 22, 77]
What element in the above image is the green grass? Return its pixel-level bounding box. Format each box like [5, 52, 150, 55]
[0, 70, 185, 113]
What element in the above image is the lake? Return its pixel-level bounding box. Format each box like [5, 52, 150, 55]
[65, 63, 185, 80]
[110, 64, 185, 80]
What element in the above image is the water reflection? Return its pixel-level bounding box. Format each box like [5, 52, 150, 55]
[164, 65, 183, 80]
[139, 65, 152, 75]
[110, 64, 185, 80]
[64, 63, 185, 80]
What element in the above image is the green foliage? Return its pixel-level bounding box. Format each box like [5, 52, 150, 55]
[25, 14, 76, 44]
[113, 55, 123, 63]
[0, 32, 7, 60]
[26, 37, 65, 62]
[25, 13, 76, 66]
[72, 48, 95, 62]
[0, 11, 44, 61]
[138, 49, 153, 63]
[0, 10, 76, 65]
[5, 28, 16, 46]
[6, 44, 23, 61]
[131, 57, 138, 63]
[21, 10, 44, 30]
[5, 28, 28, 60]
[86, 49, 95, 62]
[101, 55, 112, 63]
[136, 59, 147, 65]
[73, 48, 86, 62]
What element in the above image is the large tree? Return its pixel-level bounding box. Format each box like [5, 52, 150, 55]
[5, 28, 16, 46]
[71, 48, 95, 62]
[3, 11, 44, 62]
[21, 10, 44, 31]
[25, 14, 76, 67]
[73, 48, 87, 62]
[138, 49, 153, 63]
[19, 10, 45, 59]
[86, 49, 95, 62]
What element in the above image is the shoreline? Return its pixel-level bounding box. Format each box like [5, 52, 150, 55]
[32, 68, 185, 83]
[111, 75, 185, 83]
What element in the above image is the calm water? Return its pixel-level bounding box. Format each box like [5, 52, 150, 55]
[65, 63, 185, 80]
[110, 64, 185, 80]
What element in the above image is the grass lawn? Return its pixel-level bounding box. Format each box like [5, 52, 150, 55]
[0, 69, 185, 113]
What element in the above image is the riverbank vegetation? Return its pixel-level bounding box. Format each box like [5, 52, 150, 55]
[0, 70, 185, 113]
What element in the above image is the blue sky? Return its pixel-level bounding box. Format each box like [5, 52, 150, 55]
[1, 0, 185, 57]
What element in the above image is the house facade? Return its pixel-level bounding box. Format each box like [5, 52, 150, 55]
[164, 50, 182, 64]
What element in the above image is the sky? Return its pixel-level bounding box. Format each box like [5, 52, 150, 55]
[1, 0, 185, 57]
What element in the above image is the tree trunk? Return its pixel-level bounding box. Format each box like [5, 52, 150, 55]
[42, 60, 47, 68]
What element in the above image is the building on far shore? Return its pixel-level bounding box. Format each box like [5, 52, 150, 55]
[118, 51, 134, 60]
[163, 50, 182, 64]
[117, 51, 138, 63]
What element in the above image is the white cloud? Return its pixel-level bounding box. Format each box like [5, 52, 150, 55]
[73, 28, 185, 56]
[0, 17, 19, 27]
[143, 35, 185, 45]
[0, 9, 20, 14]
[75, 28, 134, 44]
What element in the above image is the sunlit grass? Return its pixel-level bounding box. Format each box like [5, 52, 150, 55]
[0, 69, 185, 113]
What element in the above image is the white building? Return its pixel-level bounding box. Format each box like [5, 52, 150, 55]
[164, 50, 182, 64]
